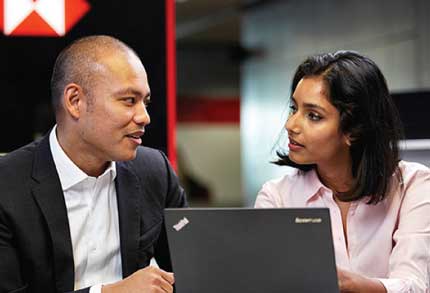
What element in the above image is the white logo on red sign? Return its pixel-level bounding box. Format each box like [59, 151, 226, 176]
[0, 0, 90, 36]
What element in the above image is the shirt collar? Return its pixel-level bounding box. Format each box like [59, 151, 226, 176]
[49, 125, 117, 191]
[298, 169, 329, 203]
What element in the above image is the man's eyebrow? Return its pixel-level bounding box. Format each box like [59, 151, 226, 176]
[114, 87, 151, 99]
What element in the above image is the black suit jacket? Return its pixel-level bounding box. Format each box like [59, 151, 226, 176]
[0, 135, 187, 293]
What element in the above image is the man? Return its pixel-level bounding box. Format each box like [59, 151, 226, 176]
[0, 35, 187, 293]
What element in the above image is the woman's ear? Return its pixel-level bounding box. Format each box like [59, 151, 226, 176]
[63, 83, 83, 119]
[344, 133, 353, 147]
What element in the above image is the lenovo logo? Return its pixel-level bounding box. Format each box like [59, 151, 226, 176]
[0, 0, 90, 37]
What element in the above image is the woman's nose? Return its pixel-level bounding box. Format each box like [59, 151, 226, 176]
[286, 112, 299, 134]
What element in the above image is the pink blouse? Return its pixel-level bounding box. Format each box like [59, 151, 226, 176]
[255, 161, 430, 292]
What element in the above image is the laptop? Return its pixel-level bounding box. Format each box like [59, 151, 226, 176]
[164, 208, 339, 293]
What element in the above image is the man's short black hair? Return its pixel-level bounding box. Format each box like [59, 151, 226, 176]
[50, 35, 139, 114]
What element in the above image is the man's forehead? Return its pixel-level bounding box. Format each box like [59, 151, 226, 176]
[94, 50, 144, 69]
[87, 52, 150, 96]
[89, 51, 147, 82]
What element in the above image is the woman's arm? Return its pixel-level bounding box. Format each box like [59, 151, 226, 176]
[379, 167, 430, 292]
[337, 268, 386, 293]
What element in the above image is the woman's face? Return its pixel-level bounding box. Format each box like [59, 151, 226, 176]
[286, 76, 351, 169]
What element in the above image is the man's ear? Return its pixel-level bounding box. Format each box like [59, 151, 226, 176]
[63, 83, 83, 119]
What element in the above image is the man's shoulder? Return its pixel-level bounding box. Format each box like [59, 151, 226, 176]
[116, 146, 168, 180]
[0, 140, 43, 205]
[135, 145, 164, 159]
[125, 146, 167, 169]
[0, 139, 41, 175]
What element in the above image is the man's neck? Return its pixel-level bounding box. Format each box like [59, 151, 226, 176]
[56, 125, 109, 177]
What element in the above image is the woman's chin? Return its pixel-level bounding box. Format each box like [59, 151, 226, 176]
[288, 154, 314, 166]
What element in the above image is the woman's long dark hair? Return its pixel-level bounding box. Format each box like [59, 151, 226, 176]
[276, 51, 403, 204]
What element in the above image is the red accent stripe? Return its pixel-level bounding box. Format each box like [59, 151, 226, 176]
[166, 0, 177, 169]
[0, 0, 4, 32]
[178, 97, 240, 124]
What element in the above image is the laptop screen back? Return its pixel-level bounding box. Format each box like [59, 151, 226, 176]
[164, 208, 339, 293]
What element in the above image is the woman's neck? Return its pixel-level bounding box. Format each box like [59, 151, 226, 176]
[316, 158, 353, 194]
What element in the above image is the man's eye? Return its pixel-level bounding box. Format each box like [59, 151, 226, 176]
[307, 112, 322, 121]
[124, 97, 135, 104]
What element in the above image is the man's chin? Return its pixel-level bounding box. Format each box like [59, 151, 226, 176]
[114, 150, 138, 162]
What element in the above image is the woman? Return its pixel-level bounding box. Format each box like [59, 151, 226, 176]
[255, 51, 430, 292]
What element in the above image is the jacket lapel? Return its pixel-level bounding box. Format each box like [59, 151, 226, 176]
[31, 135, 75, 292]
[115, 162, 141, 278]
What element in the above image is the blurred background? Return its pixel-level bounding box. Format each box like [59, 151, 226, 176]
[176, 0, 430, 207]
[0, 0, 429, 207]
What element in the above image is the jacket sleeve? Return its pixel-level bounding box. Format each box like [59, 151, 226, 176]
[153, 150, 187, 272]
[0, 206, 27, 292]
[159, 150, 188, 209]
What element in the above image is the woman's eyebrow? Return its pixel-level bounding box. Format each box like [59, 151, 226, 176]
[303, 102, 327, 113]
[292, 96, 327, 113]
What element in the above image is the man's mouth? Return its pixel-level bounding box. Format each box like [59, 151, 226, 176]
[126, 130, 145, 139]
[126, 130, 144, 145]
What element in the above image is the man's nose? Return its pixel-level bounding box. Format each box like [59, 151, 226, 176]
[134, 102, 151, 126]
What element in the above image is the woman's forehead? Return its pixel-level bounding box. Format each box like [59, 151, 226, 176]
[294, 77, 330, 102]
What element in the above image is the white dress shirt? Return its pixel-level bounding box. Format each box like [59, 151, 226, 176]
[49, 126, 122, 292]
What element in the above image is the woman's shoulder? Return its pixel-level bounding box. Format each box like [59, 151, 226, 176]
[256, 168, 298, 208]
[259, 168, 321, 202]
[392, 160, 430, 205]
[398, 160, 430, 183]
[261, 167, 307, 190]
[256, 168, 320, 208]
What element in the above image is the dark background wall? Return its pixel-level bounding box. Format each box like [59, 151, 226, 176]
[0, 0, 168, 153]
[392, 92, 430, 139]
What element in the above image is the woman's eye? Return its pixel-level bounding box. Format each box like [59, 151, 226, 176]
[289, 104, 297, 114]
[307, 112, 322, 121]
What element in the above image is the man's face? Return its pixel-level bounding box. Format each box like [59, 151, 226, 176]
[77, 52, 151, 163]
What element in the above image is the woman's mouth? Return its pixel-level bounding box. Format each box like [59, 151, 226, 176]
[288, 137, 304, 151]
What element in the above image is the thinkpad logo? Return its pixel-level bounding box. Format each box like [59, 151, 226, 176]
[173, 217, 189, 231]
[0, 0, 90, 37]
